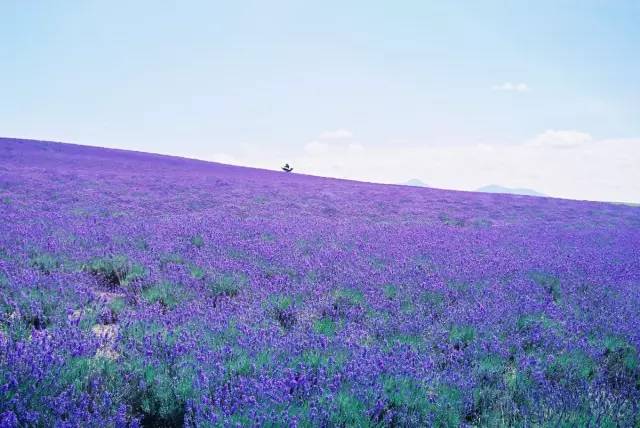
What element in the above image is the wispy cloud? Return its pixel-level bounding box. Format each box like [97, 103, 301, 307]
[347, 143, 365, 154]
[198, 130, 640, 203]
[318, 129, 353, 140]
[527, 129, 593, 148]
[304, 130, 361, 156]
[304, 140, 329, 155]
[492, 82, 530, 92]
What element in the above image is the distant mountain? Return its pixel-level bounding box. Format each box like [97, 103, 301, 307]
[401, 178, 429, 187]
[476, 184, 545, 197]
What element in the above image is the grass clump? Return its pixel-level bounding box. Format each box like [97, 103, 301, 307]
[469, 356, 534, 427]
[159, 253, 184, 268]
[85, 255, 146, 287]
[141, 282, 186, 310]
[225, 352, 254, 378]
[330, 287, 366, 318]
[384, 333, 425, 352]
[475, 354, 507, 384]
[330, 391, 370, 428]
[125, 357, 197, 427]
[334, 288, 365, 306]
[294, 349, 347, 375]
[433, 385, 464, 427]
[449, 325, 476, 350]
[208, 273, 245, 301]
[14, 288, 59, 332]
[0, 271, 9, 288]
[381, 376, 430, 424]
[530, 271, 562, 302]
[29, 253, 60, 274]
[108, 296, 126, 315]
[382, 284, 398, 300]
[421, 290, 445, 306]
[266, 294, 296, 330]
[189, 235, 204, 248]
[99, 296, 127, 324]
[439, 213, 465, 227]
[313, 316, 337, 337]
[189, 265, 205, 280]
[601, 335, 639, 390]
[546, 350, 596, 385]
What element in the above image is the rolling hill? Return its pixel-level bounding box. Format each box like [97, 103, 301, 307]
[1, 138, 639, 426]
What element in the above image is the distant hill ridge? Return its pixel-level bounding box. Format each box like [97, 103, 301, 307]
[476, 184, 545, 197]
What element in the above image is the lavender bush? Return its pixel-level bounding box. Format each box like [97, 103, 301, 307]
[1, 138, 639, 426]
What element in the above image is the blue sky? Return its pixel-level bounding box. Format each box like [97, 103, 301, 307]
[1, 1, 639, 202]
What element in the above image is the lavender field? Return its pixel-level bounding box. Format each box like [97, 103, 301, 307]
[0, 137, 639, 427]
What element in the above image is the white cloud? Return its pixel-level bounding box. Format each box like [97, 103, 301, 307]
[304, 131, 363, 157]
[347, 143, 365, 154]
[528, 129, 593, 148]
[213, 153, 239, 164]
[195, 131, 640, 204]
[304, 140, 329, 155]
[318, 129, 353, 140]
[492, 82, 530, 92]
[325, 133, 639, 203]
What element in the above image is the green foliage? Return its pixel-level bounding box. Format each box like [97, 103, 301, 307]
[16, 288, 59, 331]
[225, 352, 253, 378]
[449, 325, 476, 349]
[85, 255, 146, 287]
[433, 385, 463, 428]
[530, 271, 562, 302]
[0, 271, 8, 288]
[134, 238, 149, 250]
[268, 294, 293, 311]
[331, 287, 366, 318]
[382, 284, 398, 300]
[115, 325, 199, 426]
[1, 355, 123, 425]
[546, 351, 596, 384]
[330, 391, 370, 427]
[60, 356, 120, 392]
[469, 354, 536, 425]
[400, 300, 415, 315]
[516, 313, 561, 353]
[266, 294, 296, 330]
[421, 290, 445, 309]
[313, 317, 337, 337]
[385, 333, 424, 352]
[78, 307, 99, 332]
[29, 253, 60, 274]
[120, 320, 166, 346]
[159, 253, 184, 268]
[383, 376, 430, 420]
[475, 354, 507, 385]
[439, 213, 465, 227]
[516, 313, 558, 332]
[124, 357, 197, 427]
[333, 288, 365, 306]
[189, 265, 205, 280]
[602, 336, 640, 390]
[190, 235, 204, 248]
[292, 349, 348, 376]
[504, 367, 533, 407]
[141, 282, 187, 310]
[284, 402, 314, 427]
[108, 296, 127, 316]
[208, 273, 245, 299]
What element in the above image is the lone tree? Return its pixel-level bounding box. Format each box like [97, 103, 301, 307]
[282, 163, 293, 172]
